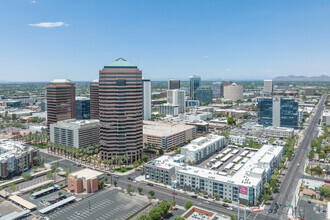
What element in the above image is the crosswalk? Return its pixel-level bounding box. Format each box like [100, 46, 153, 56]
[49, 190, 148, 220]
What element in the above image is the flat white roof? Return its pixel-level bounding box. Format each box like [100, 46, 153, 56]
[9, 195, 36, 210]
[70, 168, 103, 180]
[0, 139, 37, 162]
[143, 121, 195, 137]
[182, 135, 225, 152]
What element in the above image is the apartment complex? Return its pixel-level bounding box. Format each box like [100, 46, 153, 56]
[180, 135, 226, 162]
[99, 58, 143, 162]
[90, 79, 99, 120]
[143, 121, 196, 150]
[68, 168, 104, 193]
[50, 119, 100, 149]
[265, 126, 294, 138]
[0, 139, 39, 178]
[46, 79, 76, 126]
[229, 135, 246, 146]
[157, 104, 179, 116]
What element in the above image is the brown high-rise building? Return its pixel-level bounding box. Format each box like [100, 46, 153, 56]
[90, 79, 99, 119]
[223, 81, 233, 87]
[99, 58, 143, 162]
[47, 79, 76, 126]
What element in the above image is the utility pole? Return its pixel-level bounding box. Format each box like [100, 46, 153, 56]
[89, 200, 91, 212]
[237, 199, 240, 220]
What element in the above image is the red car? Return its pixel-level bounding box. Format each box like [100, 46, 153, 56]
[324, 180, 330, 183]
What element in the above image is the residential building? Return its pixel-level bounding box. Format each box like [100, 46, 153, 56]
[264, 80, 273, 93]
[195, 87, 213, 105]
[99, 58, 143, 162]
[157, 104, 179, 116]
[322, 111, 330, 126]
[168, 79, 180, 90]
[50, 119, 100, 149]
[258, 97, 298, 128]
[265, 127, 294, 138]
[0, 139, 39, 178]
[143, 79, 152, 120]
[145, 155, 185, 185]
[304, 87, 315, 96]
[46, 79, 76, 126]
[167, 89, 186, 113]
[229, 135, 246, 146]
[75, 97, 90, 120]
[90, 79, 99, 120]
[212, 82, 223, 98]
[224, 83, 243, 101]
[143, 121, 196, 150]
[180, 135, 226, 163]
[68, 168, 104, 193]
[190, 75, 201, 99]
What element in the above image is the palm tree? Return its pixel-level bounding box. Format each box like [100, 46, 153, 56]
[103, 159, 108, 170]
[123, 154, 129, 167]
[108, 159, 112, 170]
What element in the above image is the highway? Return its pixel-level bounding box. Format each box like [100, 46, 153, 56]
[249, 94, 326, 220]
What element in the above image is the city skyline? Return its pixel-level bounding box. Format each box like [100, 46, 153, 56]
[0, 0, 330, 82]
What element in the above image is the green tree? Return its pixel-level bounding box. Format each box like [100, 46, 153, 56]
[148, 190, 155, 198]
[149, 207, 163, 220]
[158, 148, 164, 155]
[137, 214, 152, 220]
[21, 173, 32, 180]
[319, 186, 330, 197]
[184, 200, 194, 210]
[46, 172, 53, 179]
[138, 187, 143, 194]
[228, 214, 236, 220]
[142, 155, 149, 163]
[159, 200, 171, 216]
[227, 116, 236, 125]
[114, 181, 117, 187]
[262, 194, 270, 202]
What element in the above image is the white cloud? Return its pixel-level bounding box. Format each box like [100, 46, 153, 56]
[203, 56, 208, 58]
[30, 0, 37, 3]
[28, 22, 68, 28]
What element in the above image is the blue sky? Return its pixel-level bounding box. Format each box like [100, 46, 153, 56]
[0, 0, 329, 82]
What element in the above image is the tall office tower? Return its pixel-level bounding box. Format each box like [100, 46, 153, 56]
[195, 87, 213, 105]
[99, 58, 143, 162]
[75, 97, 90, 120]
[224, 83, 243, 101]
[47, 79, 76, 126]
[168, 79, 181, 90]
[189, 75, 201, 99]
[258, 97, 298, 128]
[223, 81, 233, 87]
[212, 82, 223, 98]
[167, 89, 186, 113]
[90, 79, 99, 120]
[264, 80, 273, 93]
[143, 79, 152, 120]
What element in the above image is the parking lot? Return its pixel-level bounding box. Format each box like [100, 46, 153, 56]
[48, 189, 149, 220]
[0, 200, 22, 217]
[21, 188, 72, 211]
[297, 200, 327, 220]
[41, 152, 84, 172]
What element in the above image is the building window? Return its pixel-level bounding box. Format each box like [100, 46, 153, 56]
[116, 79, 126, 86]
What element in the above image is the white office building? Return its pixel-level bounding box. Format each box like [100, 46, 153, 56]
[229, 135, 247, 146]
[224, 83, 243, 101]
[157, 104, 179, 116]
[143, 79, 152, 120]
[50, 119, 100, 149]
[265, 127, 294, 138]
[180, 135, 226, 163]
[264, 80, 273, 93]
[167, 89, 186, 113]
[322, 111, 330, 126]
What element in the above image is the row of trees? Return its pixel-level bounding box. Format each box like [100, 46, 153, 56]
[262, 168, 281, 203]
[308, 126, 329, 161]
[137, 200, 177, 220]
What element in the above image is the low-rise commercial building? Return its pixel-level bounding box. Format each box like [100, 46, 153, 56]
[265, 126, 294, 138]
[180, 135, 226, 163]
[68, 168, 104, 193]
[178, 111, 212, 121]
[0, 139, 39, 178]
[50, 119, 100, 149]
[143, 121, 196, 151]
[229, 135, 246, 146]
[322, 111, 330, 126]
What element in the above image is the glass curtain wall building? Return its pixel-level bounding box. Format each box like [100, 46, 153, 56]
[75, 97, 90, 120]
[189, 75, 201, 99]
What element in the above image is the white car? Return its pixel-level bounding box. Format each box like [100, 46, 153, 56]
[204, 201, 210, 204]
[227, 207, 233, 211]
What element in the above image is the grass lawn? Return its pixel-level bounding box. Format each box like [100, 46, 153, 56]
[112, 167, 135, 173]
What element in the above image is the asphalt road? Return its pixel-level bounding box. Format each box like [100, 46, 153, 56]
[249, 94, 326, 220]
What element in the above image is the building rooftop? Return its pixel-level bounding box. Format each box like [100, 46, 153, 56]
[49, 79, 72, 84]
[146, 155, 185, 170]
[182, 206, 230, 220]
[69, 168, 103, 180]
[52, 119, 99, 129]
[265, 126, 294, 132]
[104, 58, 137, 68]
[76, 97, 90, 101]
[178, 145, 283, 187]
[0, 139, 37, 162]
[91, 79, 99, 83]
[181, 135, 225, 152]
[143, 121, 195, 137]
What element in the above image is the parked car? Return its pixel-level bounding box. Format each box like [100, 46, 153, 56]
[223, 203, 229, 207]
[204, 201, 210, 204]
[268, 208, 273, 213]
[74, 211, 80, 216]
[147, 183, 154, 186]
[227, 207, 233, 211]
[191, 195, 197, 199]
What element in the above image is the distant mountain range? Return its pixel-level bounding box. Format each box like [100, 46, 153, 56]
[273, 75, 330, 81]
